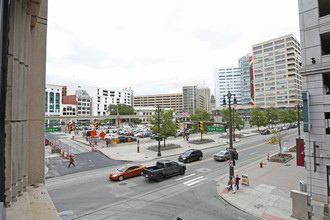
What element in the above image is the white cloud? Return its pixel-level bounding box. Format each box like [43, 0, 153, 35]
[46, 0, 300, 95]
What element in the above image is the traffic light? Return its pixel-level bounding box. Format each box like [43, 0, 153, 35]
[69, 123, 73, 131]
[95, 121, 98, 130]
[176, 120, 180, 129]
[199, 121, 203, 130]
[233, 151, 238, 160]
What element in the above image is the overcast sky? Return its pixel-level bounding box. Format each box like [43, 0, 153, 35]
[46, 0, 300, 96]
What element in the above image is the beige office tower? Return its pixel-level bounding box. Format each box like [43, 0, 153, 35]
[252, 34, 303, 108]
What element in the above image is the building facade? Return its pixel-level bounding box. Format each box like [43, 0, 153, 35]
[298, 0, 330, 203]
[239, 54, 252, 105]
[62, 94, 92, 116]
[66, 85, 132, 116]
[252, 34, 303, 108]
[45, 84, 62, 117]
[133, 107, 172, 123]
[214, 67, 242, 107]
[1, 1, 58, 217]
[197, 85, 211, 113]
[133, 93, 183, 114]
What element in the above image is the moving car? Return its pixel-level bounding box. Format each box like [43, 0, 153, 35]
[142, 160, 186, 182]
[261, 129, 271, 135]
[178, 149, 203, 163]
[214, 150, 230, 161]
[109, 164, 146, 181]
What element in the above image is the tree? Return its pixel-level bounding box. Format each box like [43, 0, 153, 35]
[266, 129, 285, 154]
[150, 109, 176, 147]
[189, 108, 212, 135]
[107, 104, 134, 123]
[222, 108, 245, 131]
[249, 106, 267, 130]
[266, 106, 278, 128]
[278, 108, 289, 126]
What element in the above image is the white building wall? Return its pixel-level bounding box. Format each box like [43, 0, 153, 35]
[45, 85, 62, 116]
[66, 85, 132, 116]
[214, 67, 242, 107]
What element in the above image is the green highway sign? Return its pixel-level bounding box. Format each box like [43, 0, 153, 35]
[45, 127, 61, 132]
[207, 127, 226, 132]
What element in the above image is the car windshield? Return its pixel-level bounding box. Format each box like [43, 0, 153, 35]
[117, 166, 127, 172]
[183, 150, 192, 156]
[217, 151, 225, 155]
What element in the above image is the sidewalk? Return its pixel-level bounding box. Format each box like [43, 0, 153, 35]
[217, 154, 325, 220]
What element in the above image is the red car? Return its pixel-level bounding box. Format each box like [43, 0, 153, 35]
[109, 164, 146, 181]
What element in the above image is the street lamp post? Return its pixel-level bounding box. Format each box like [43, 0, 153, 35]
[223, 91, 237, 184]
[297, 105, 301, 138]
[157, 105, 161, 157]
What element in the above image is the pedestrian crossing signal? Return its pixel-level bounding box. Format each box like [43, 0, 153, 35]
[199, 121, 203, 131]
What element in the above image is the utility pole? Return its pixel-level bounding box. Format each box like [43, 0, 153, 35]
[157, 105, 161, 157]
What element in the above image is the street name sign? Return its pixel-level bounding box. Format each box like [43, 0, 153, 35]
[207, 127, 226, 132]
[45, 127, 61, 132]
[226, 148, 236, 152]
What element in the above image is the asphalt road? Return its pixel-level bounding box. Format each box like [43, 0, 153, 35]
[46, 129, 298, 220]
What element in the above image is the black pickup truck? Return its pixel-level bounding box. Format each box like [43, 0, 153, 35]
[142, 160, 186, 182]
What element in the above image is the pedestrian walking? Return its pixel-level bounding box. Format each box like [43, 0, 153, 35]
[183, 134, 185, 141]
[106, 139, 109, 147]
[186, 135, 189, 141]
[236, 174, 241, 191]
[231, 175, 236, 194]
[68, 155, 75, 168]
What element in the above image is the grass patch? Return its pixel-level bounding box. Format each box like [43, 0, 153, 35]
[270, 153, 293, 163]
[147, 143, 181, 151]
[189, 139, 214, 145]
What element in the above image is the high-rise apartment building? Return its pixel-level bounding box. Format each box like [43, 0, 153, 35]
[66, 85, 132, 116]
[298, 0, 330, 203]
[133, 93, 183, 114]
[197, 86, 211, 113]
[239, 54, 252, 105]
[252, 34, 303, 107]
[214, 67, 242, 107]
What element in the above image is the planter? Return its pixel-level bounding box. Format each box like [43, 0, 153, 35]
[147, 144, 181, 152]
[270, 153, 293, 163]
[189, 139, 214, 145]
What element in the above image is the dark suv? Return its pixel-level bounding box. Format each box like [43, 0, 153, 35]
[178, 149, 203, 163]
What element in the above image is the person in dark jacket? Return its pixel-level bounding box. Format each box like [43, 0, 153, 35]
[68, 155, 75, 168]
[236, 174, 241, 191]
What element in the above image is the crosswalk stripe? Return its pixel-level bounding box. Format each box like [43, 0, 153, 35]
[183, 176, 203, 185]
[176, 173, 196, 181]
[186, 178, 205, 186]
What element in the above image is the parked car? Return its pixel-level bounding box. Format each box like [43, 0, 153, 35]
[109, 164, 146, 181]
[261, 129, 271, 135]
[150, 134, 163, 141]
[178, 149, 203, 163]
[214, 150, 230, 161]
[142, 160, 186, 182]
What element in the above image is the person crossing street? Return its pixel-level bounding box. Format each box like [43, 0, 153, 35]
[68, 155, 75, 168]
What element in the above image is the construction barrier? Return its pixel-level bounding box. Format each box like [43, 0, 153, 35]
[66, 154, 69, 159]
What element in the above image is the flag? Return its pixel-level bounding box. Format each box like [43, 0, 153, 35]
[182, 110, 190, 118]
[251, 99, 255, 106]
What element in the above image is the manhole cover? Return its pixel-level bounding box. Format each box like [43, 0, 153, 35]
[254, 204, 264, 209]
[119, 182, 127, 186]
[145, 157, 149, 158]
[285, 164, 291, 166]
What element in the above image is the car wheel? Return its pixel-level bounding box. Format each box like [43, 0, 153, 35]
[179, 168, 185, 175]
[156, 174, 164, 182]
[118, 175, 124, 181]
[187, 159, 190, 163]
[199, 156, 202, 160]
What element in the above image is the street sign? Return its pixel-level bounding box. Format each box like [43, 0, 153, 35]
[90, 130, 97, 137]
[226, 148, 236, 152]
[207, 127, 226, 132]
[227, 160, 233, 167]
[45, 127, 61, 132]
[99, 131, 106, 140]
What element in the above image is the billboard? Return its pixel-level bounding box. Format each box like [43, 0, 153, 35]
[296, 138, 304, 166]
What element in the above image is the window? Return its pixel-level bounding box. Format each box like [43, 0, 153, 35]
[319, 0, 330, 17]
[253, 45, 262, 50]
[254, 50, 262, 55]
[275, 54, 285, 60]
[263, 42, 273, 47]
[264, 52, 273, 57]
[275, 49, 285, 54]
[254, 54, 263, 59]
[321, 32, 330, 55]
[264, 47, 273, 52]
[266, 97, 275, 100]
[274, 39, 284, 45]
[323, 73, 330, 94]
[275, 44, 284, 50]
[264, 57, 273, 62]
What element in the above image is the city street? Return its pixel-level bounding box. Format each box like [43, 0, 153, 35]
[46, 129, 298, 219]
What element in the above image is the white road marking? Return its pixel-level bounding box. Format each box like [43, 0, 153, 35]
[249, 151, 258, 156]
[186, 178, 205, 186]
[176, 173, 196, 181]
[183, 176, 203, 185]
